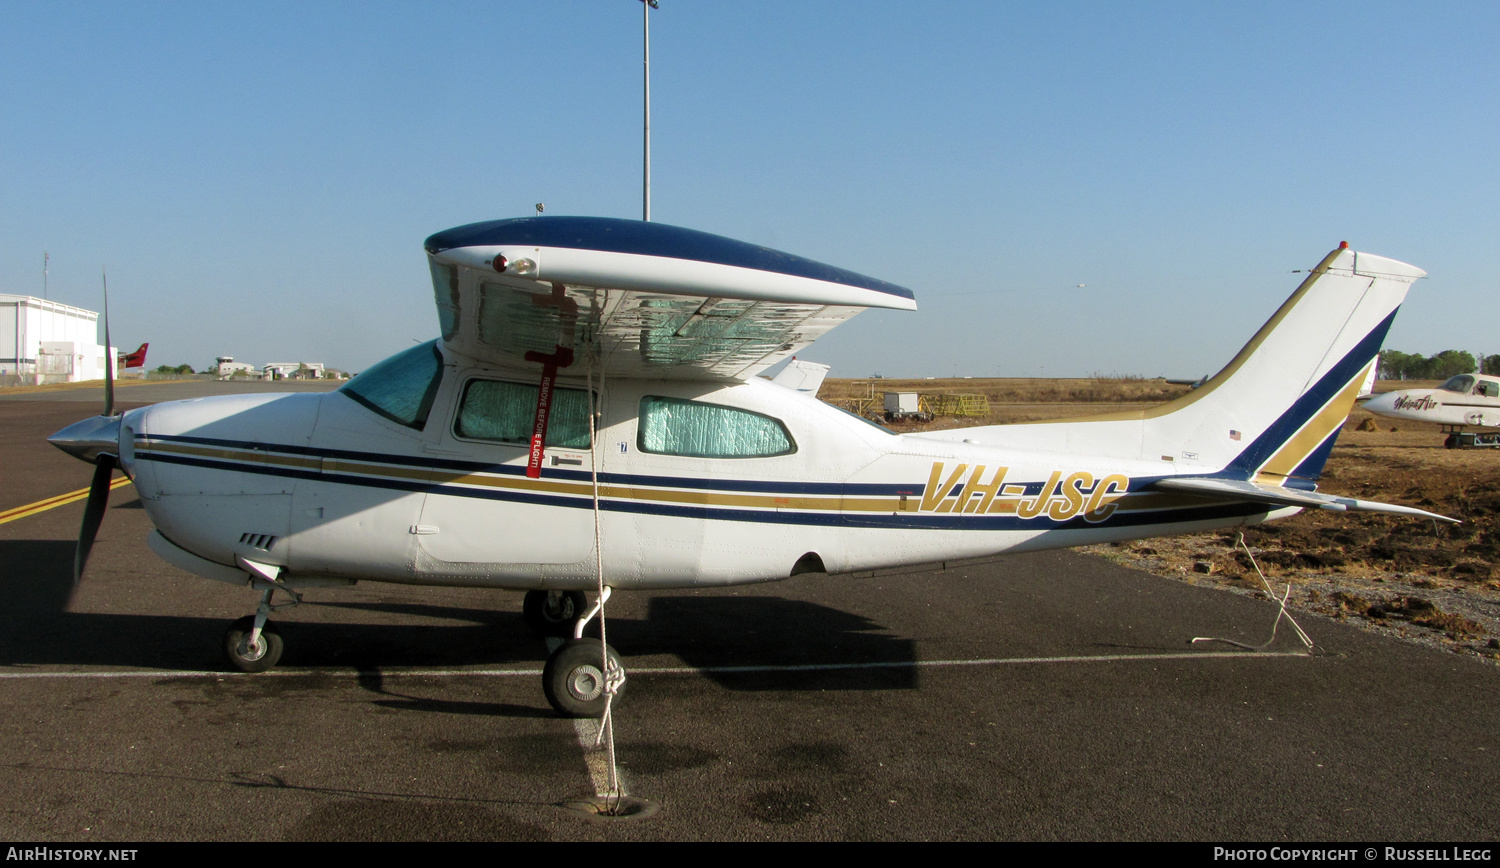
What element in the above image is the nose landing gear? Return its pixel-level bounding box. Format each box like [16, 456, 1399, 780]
[223, 584, 301, 673]
[224, 616, 283, 672]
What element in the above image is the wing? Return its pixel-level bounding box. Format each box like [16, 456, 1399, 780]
[1153, 476, 1458, 523]
[423, 217, 917, 381]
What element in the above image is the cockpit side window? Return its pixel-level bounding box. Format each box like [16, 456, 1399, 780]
[1480, 380, 1499, 398]
[339, 340, 444, 430]
[455, 379, 592, 449]
[1441, 375, 1475, 394]
[638, 396, 795, 458]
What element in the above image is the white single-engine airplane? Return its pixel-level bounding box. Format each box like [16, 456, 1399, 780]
[51, 218, 1453, 717]
[1363, 372, 1500, 447]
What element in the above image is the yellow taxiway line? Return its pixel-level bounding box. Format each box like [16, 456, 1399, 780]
[0, 477, 133, 526]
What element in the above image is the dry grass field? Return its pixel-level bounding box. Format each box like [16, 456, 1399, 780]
[825, 376, 1500, 663]
[821, 376, 1196, 427]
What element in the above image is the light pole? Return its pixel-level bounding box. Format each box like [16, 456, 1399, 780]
[641, 0, 658, 222]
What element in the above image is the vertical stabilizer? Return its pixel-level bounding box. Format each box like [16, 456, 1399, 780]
[939, 245, 1424, 488]
[1161, 245, 1423, 484]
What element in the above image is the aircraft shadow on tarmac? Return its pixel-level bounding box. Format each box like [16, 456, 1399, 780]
[322, 595, 919, 691]
[645, 596, 917, 691]
[0, 540, 545, 671]
[0, 540, 916, 693]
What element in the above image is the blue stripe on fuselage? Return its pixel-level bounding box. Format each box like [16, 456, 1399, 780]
[135, 446, 1265, 533]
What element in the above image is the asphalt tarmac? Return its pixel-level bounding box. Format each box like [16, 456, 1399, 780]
[1, 384, 1497, 841]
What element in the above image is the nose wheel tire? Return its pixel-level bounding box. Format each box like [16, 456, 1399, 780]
[224, 616, 284, 673]
[543, 638, 625, 718]
[523, 590, 588, 637]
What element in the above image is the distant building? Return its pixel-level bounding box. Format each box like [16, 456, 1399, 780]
[215, 356, 258, 379]
[263, 362, 325, 380]
[0, 294, 114, 385]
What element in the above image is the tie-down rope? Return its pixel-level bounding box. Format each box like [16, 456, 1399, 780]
[1192, 531, 1315, 653]
[586, 298, 624, 803]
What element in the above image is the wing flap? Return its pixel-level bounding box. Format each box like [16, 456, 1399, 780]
[1154, 476, 1458, 523]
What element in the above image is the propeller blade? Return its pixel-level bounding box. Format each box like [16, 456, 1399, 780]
[75, 454, 116, 583]
[101, 267, 114, 418]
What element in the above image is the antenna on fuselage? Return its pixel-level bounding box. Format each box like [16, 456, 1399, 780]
[640, 0, 658, 221]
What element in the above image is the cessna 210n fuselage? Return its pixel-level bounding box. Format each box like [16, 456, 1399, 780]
[51, 218, 1450, 717]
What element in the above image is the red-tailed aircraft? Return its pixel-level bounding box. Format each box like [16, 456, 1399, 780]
[116, 343, 148, 369]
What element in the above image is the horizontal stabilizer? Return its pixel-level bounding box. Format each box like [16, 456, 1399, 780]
[1357, 361, 1378, 398]
[1154, 477, 1458, 523]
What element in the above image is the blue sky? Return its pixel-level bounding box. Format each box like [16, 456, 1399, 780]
[3, 2, 1497, 377]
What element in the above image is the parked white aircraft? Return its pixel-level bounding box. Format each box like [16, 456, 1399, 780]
[1363, 373, 1500, 447]
[50, 220, 1451, 717]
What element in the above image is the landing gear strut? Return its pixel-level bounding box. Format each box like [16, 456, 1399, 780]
[540, 587, 625, 718]
[523, 589, 588, 636]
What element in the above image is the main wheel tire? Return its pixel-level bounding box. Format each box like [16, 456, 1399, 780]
[543, 638, 625, 718]
[523, 590, 588, 637]
[224, 616, 284, 673]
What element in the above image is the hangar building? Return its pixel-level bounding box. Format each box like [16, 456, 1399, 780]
[0, 294, 115, 385]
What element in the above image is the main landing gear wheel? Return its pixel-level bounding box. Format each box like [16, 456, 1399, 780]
[543, 638, 625, 718]
[523, 589, 588, 637]
[224, 616, 284, 673]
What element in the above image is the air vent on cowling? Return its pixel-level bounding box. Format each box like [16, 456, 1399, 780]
[238, 533, 277, 551]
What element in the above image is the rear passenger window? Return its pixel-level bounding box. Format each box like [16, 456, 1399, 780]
[456, 380, 592, 449]
[638, 396, 794, 458]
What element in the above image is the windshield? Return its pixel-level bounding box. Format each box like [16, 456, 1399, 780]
[1440, 375, 1475, 394]
[340, 340, 444, 429]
